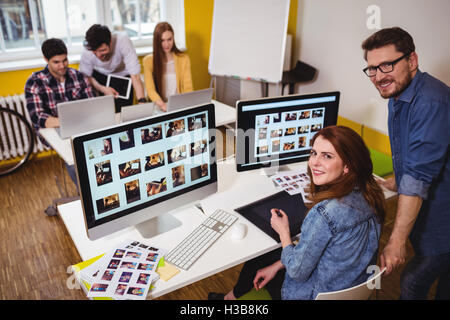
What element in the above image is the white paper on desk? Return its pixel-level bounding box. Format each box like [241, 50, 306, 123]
[87, 240, 165, 300]
[271, 169, 312, 203]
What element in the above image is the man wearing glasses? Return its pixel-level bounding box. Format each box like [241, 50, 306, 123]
[361, 27, 449, 300]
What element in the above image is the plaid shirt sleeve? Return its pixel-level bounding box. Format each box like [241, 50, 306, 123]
[69, 68, 96, 99]
[24, 75, 51, 130]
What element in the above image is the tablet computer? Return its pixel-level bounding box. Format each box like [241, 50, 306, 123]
[106, 74, 132, 100]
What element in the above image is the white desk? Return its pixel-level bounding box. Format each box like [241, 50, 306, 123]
[57, 157, 396, 299]
[58, 158, 285, 299]
[39, 99, 236, 166]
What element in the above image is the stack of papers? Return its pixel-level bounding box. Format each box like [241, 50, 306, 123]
[271, 169, 312, 203]
[79, 240, 166, 300]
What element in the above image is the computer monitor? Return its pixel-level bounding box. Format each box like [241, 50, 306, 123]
[236, 92, 340, 173]
[71, 103, 217, 240]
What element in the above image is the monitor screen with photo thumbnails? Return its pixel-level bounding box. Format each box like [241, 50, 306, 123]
[236, 92, 340, 172]
[71, 103, 217, 240]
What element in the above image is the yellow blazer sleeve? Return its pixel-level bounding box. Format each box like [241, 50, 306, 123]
[142, 54, 163, 102]
[175, 53, 194, 93]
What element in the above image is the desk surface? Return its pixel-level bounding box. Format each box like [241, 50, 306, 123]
[57, 158, 396, 299]
[58, 158, 284, 299]
[39, 100, 236, 166]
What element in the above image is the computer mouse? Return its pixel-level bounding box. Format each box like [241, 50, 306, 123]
[230, 223, 247, 240]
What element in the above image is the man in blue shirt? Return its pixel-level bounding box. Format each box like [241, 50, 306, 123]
[362, 27, 449, 299]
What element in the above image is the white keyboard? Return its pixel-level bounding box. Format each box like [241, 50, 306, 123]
[165, 209, 238, 270]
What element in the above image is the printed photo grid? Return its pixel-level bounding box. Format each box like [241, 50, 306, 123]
[83, 112, 211, 221]
[254, 107, 325, 157]
[83, 240, 166, 300]
[272, 168, 312, 204]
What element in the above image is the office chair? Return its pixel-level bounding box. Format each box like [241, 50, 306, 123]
[315, 267, 386, 300]
[237, 267, 386, 300]
[281, 60, 317, 95]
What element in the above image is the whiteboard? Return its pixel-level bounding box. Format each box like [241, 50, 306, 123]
[208, 0, 290, 83]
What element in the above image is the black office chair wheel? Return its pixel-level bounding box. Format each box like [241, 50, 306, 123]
[45, 206, 58, 217]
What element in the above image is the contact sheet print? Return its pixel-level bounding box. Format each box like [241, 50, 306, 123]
[85, 240, 166, 300]
[272, 169, 312, 203]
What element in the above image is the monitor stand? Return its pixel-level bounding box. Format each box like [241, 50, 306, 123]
[262, 164, 291, 177]
[136, 213, 182, 238]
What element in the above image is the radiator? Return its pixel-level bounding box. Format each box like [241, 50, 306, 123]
[0, 94, 49, 161]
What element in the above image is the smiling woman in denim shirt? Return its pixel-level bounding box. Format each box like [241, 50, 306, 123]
[209, 126, 386, 300]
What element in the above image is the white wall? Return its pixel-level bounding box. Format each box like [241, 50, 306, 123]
[295, 0, 450, 133]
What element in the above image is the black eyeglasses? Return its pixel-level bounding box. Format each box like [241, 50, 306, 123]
[363, 53, 410, 77]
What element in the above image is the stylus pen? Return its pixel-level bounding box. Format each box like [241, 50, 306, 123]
[195, 203, 205, 215]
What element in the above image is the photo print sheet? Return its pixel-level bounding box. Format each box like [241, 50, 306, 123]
[272, 168, 312, 204]
[86, 240, 166, 300]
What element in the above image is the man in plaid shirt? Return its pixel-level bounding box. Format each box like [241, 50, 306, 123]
[25, 38, 95, 132]
[25, 38, 95, 204]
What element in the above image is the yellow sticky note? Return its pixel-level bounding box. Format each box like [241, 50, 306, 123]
[156, 262, 180, 281]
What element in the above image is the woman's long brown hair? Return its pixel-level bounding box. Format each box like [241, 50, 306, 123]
[306, 126, 386, 223]
[152, 22, 182, 101]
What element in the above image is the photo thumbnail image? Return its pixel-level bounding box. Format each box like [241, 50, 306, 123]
[285, 112, 297, 121]
[141, 125, 162, 144]
[91, 283, 108, 292]
[312, 109, 324, 118]
[127, 287, 145, 297]
[172, 165, 185, 187]
[95, 160, 113, 186]
[137, 273, 152, 285]
[257, 145, 268, 155]
[168, 145, 187, 164]
[146, 178, 167, 196]
[119, 159, 141, 179]
[101, 270, 115, 281]
[283, 141, 295, 151]
[124, 179, 141, 204]
[119, 129, 135, 150]
[115, 284, 127, 296]
[284, 127, 296, 136]
[272, 112, 282, 123]
[119, 271, 133, 283]
[145, 152, 165, 171]
[191, 163, 209, 181]
[272, 140, 280, 152]
[270, 128, 282, 138]
[190, 139, 207, 157]
[188, 114, 206, 131]
[298, 136, 307, 148]
[298, 125, 309, 134]
[96, 193, 120, 214]
[87, 137, 113, 160]
[258, 127, 267, 139]
[166, 119, 185, 137]
[256, 115, 271, 126]
[311, 123, 323, 132]
[299, 110, 311, 119]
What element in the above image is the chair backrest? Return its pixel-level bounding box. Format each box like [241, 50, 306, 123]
[315, 267, 386, 300]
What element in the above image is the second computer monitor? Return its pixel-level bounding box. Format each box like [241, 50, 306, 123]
[236, 91, 340, 172]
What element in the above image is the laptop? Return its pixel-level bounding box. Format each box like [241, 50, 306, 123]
[167, 88, 213, 112]
[120, 103, 155, 123]
[56, 95, 115, 139]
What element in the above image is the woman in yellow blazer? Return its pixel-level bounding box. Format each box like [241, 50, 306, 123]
[143, 22, 193, 112]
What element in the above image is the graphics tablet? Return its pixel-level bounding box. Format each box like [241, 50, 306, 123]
[235, 191, 307, 242]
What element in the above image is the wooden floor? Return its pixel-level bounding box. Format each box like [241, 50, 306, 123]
[0, 128, 435, 300]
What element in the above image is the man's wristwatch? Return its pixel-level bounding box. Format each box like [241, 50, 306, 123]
[138, 98, 147, 103]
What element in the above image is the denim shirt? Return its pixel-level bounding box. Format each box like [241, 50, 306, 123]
[280, 190, 381, 300]
[388, 70, 450, 256]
